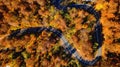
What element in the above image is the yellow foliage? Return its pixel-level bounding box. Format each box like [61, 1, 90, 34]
[95, 4, 103, 11]
[10, 26, 20, 30]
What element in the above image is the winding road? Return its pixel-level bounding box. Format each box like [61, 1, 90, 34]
[4, 0, 103, 66]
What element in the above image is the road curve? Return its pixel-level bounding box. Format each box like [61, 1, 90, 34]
[5, 0, 103, 66]
[51, 0, 102, 65]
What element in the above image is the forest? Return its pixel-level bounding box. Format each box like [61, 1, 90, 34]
[0, 0, 120, 67]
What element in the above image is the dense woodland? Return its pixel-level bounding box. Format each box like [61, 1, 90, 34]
[0, 0, 120, 67]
